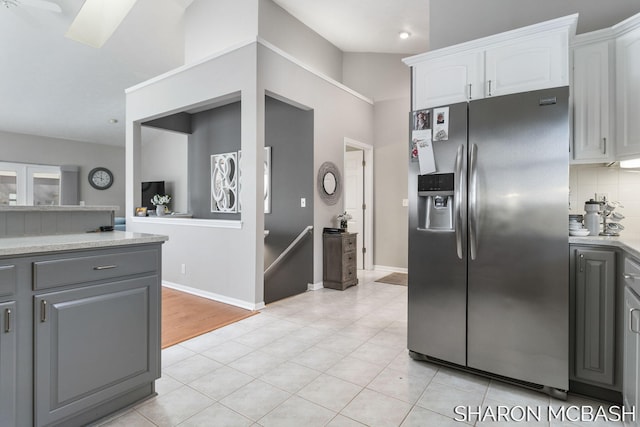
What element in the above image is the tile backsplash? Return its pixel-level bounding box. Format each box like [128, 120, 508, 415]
[570, 164, 640, 235]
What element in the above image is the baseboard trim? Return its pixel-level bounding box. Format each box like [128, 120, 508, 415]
[162, 281, 265, 311]
[374, 265, 408, 274]
[308, 281, 324, 291]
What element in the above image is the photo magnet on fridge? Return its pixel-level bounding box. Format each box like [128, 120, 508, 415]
[413, 110, 430, 130]
[432, 107, 449, 141]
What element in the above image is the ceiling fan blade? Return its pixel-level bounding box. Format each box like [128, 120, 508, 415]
[65, 0, 137, 48]
[18, 0, 61, 13]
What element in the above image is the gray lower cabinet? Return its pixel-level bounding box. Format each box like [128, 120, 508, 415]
[624, 286, 640, 421]
[0, 301, 16, 427]
[0, 243, 162, 427]
[34, 276, 159, 427]
[571, 247, 617, 388]
[624, 255, 640, 422]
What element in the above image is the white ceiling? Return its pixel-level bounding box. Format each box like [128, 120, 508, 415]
[0, 0, 187, 147]
[272, 0, 429, 54]
[3, 0, 640, 149]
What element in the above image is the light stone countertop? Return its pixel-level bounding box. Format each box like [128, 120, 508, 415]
[0, 231, 168, 256]
[0, 205, 119, 212]
[569, 235, 640, 260]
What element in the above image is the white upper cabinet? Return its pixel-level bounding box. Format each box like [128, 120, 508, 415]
[413, 51, 483, 110]
[616, 19, 640, 160]
[572, 34, 614, 163]
[485, 32, 568, 97]
[404, 14, 576, 111]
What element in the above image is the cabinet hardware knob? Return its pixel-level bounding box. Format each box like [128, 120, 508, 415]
[93, 265, 117, 270]
[631, 308, 640, 334]
[4, 308, 10, 333]
[41, 300, 47, 323]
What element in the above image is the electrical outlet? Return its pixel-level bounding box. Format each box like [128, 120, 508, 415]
[402, 199, 409, 207]
[300, 198, 306, 207]
[181, 264, 186, 274]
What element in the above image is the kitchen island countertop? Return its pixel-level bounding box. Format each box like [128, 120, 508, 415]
[569, 235, 640, 259]
[0, 230, 168, 256]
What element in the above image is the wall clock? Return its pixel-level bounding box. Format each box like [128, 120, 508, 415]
[88, 167, 114, 190]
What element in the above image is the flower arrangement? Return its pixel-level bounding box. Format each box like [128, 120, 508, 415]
[336, 211, 352, 229]
[151, 194, 171, 206]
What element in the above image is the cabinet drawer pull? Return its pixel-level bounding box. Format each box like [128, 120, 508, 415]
[4, 308, 10, 333]
[603, 137, 607, 154]
[579, 254, 584, 272]
[41, 300, 47, 323]
[93, 265, 117, 271]
[624, 273, 640, 280]
[467, 83, 472, 100]
[631, 308, 640, 334]
[488, 80, 493, 96]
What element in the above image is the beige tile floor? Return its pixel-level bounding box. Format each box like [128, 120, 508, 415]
[97, 270, 623, 427]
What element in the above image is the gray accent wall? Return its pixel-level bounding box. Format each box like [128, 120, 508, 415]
[264, 96, 314, 303]
[188, 102, 242, 220]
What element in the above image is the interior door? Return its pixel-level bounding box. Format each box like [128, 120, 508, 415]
[345, 150, 364, 268]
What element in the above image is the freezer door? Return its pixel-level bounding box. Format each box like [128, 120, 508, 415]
[467, 88, 569, 390]
[408, 102, 468, 365]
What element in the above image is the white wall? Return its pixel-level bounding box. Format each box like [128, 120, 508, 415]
[0, 130, 125, 210]
[184, 0, 259, 64]
[127, 44, 264, 308]
[342, 53, 411, 269]
[141, 127, 189, 213]
[258, 0, 344, 82]
[570, 165, 640, 235]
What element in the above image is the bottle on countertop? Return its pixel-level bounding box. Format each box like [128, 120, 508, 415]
[584, 199, 602, 236]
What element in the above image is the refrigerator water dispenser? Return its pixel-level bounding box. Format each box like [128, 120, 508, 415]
[417, 173, 454, 230]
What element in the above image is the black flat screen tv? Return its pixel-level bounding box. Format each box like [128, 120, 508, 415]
[141, 181, 165, 210]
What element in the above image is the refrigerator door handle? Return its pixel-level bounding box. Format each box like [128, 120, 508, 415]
[469, 143, 478, 260]
[454, 144, 464, 260]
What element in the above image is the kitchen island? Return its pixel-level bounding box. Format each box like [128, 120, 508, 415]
[0, 227, 167, 427]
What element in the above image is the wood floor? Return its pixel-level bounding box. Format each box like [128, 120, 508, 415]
[162, 287, 257, 349]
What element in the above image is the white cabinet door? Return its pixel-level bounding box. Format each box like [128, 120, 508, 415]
[485, 32, 568, 97]
[413, 51, 483, 109]
[572, 41, 614, 162]
[616, 27, 640, 159]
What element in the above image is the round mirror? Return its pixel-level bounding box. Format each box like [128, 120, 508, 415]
[317, 161, 342, 205]
[323, 172, 337, 195]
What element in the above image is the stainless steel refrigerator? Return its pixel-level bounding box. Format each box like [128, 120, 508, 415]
[408, 87, 569, 397]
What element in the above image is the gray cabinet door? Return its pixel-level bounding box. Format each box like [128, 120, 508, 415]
[0, 301, 16, 427]
[574, 248, 616, 385]
[624, 286, 640, 414]
[33, 276, 160, 427]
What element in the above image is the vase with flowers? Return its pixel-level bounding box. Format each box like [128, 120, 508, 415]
[336, 211, 352, 230]
[151, 194, 171, 216]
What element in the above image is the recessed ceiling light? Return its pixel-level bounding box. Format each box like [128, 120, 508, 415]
[399, 31, 411, 40]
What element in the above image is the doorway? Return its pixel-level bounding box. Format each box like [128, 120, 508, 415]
[344, 138, 373, 270]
